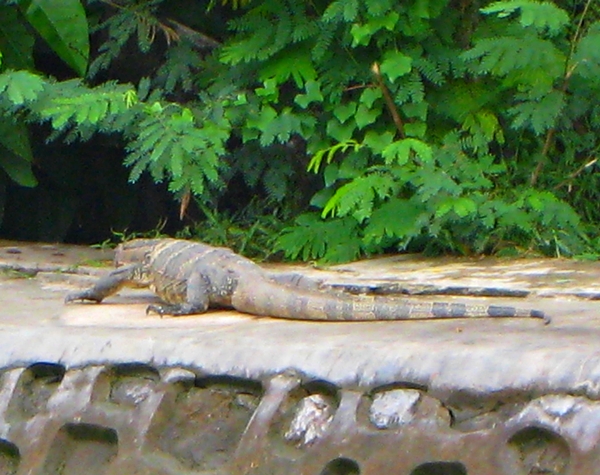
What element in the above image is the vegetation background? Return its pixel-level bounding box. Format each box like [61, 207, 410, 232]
[0, 0, 599, 262]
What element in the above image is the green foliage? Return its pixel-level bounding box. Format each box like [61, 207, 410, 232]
[268, 0, 600, 260]
[0, 70, 43, 186]
[87, 0, 167, 78]
[93, 219, 168, 250]
[0, 70, 45, 105]
[276, 213, 362, 262]
[180, 199, 287, 260]
[480, 1, 570, 35]
[0, 0, 88, 190]
[0, 5, 35, 70]
[1, 0, 600, 260]
[125, 101, 229, 197]
[34, 79, 135, 132]
[18, 0, 89, 75]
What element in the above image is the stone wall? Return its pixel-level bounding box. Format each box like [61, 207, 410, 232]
[0, 361, 595, 475]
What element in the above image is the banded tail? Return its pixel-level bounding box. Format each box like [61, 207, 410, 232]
[232, 281, 550, 324]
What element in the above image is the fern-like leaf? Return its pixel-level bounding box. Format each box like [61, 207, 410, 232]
[322, 0, 359, 23]
[35, 80, 135, 132]
[363, 198, 426, 245]
[322, 172, 397, 222]
[508, 89, 565, 134]
[462, 33, 565, 79]
[481, 1, 570, 36]
[0, 70, 45, 105]
[126, 104, 229, 196]
[276, 213, 362, 262]
[572, 22, 600, 80]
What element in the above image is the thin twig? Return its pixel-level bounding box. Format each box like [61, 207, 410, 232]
[554, 157, 598, 190]
[343, 84, 370, 92]
[371, 62, 405, 139]
[166, 19, 221, 49]
[530, 128, 555, 186]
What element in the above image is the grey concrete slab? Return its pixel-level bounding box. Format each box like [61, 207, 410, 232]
[1, 241, 600, 474]
[0, 241, 598, 395]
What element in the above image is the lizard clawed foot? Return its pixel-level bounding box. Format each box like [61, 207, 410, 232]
[530, 309, 551, 325]
[146, 304, 167, 318]
[64, 292, 102, 304]
[542, 314, 552, 325]
[145, 303, 204, 317]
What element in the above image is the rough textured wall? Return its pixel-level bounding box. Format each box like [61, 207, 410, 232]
[0, 361, 596, 475]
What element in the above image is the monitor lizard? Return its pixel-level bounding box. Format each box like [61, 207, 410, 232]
[65, 238, 549, 323]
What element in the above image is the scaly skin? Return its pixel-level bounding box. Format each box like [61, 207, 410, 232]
[65, 238, 550, 324]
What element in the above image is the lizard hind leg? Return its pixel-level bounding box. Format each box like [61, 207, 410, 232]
[147, 272, 211, 317]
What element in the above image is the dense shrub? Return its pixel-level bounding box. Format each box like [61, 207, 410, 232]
[0, 0, 599, 260]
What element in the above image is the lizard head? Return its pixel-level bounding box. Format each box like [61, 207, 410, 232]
[114, 239, 163, 268]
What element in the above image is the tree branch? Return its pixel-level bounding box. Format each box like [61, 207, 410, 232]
[371, 62, 405, 139]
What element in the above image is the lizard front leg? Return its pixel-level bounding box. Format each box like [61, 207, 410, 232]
[65, 264, 141, 304]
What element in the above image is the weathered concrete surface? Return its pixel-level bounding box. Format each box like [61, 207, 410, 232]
[1, 241, 600, 475]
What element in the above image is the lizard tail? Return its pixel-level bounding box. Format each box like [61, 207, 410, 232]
[231, 282, 549, 324]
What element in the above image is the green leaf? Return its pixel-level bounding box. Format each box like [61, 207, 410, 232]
[366, 0, 395, 17]
[276, 213, 361, 263]
[380, 51, 413, 82]
[322, 0, 359, 23]
[404, 122, 427, 138]
[0, 117, 33, 162]
[0, 6, 35, 70]
[294, 80, 323, 108]
[323, 163, 339, 187]
[326, 119, 356, 142]
[364, 198, 425, 244]
[401, 101, 428, 120]
[350, 11, 399, 46]
[307, 140, 361, 173]
[462, 34, 565, 81]
[86, 99, 109, 124]
[256, 78, 279, 101]
[259, 46, 316, 87]
[462, 110, 505, 149]
[382, 138, 432, 164]
[246, 105, 278, 136]
[18, 0, 89, 76]
[355, 104, 380, 129]
[350, 23, 376, 47]
[363, 130, 394, 154]
[435, 196, 478, 219]
[360, 87, 382, 107]
[0, 145, 37, 187]
[572, 24, 600, 80]
[481, 1, 569, 36]
[322, 173, 396, 221]
[333, 103, 357, 123]
[0, 70, 45, 104]
[508, 90, 565, 134]
[342, 0, 359, 21]
[260, 108, 305, 146]
[37, 80, 134, 129]
[453, 196, 477, 217]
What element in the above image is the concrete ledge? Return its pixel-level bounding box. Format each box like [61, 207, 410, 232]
[0, 242, 599, 474]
